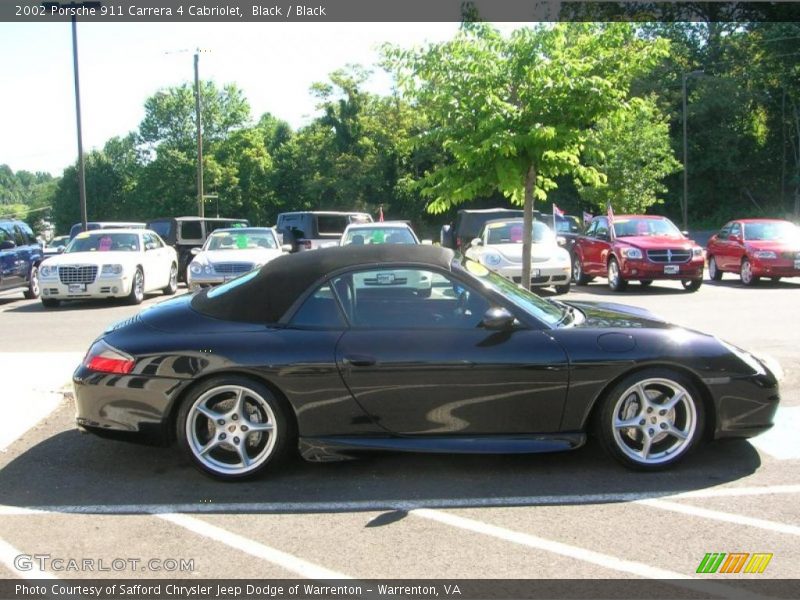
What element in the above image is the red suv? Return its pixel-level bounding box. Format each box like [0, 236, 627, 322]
[572, 215, 704, 292]
[706, 218, 800, 285]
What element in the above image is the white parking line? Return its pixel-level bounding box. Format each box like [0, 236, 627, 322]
[0, 537, 55, 579]
[1, 484, 798, 516]
[158, 513, 351, 579]
[637, 499, 800, 537]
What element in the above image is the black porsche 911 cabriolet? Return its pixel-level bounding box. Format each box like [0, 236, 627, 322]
[73, 245, 780, 480]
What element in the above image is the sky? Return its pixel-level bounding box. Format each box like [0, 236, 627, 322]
[0, 22, 471, 176]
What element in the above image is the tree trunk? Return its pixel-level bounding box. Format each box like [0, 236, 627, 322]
[522, 163, 536, 288]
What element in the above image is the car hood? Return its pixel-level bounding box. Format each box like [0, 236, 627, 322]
[566, 301, 673, 329]
[195, 248, 282, 264]
[487, 242, 565, 263]
[134, 294, 265, 334]
[615, 236, 695, 250]
[42, 251, 139, 265]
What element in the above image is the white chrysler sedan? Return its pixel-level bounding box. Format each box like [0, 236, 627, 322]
[187, 227, 289, 291]
[465, 218, 572, 294]
[39, 229, 178, 307]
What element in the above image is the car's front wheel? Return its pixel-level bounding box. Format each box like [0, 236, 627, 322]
[681, 279, 702, 292]
[596, 369, 704, 471]
[127, 267, 145, 305]
[740, 258, 759, 286]
[607, 258, 628, 292]
[24, 265, 40, 299]
[177, 376, 292, 480]
[554, 283, 571, 295]
[163, 263, 178, 295]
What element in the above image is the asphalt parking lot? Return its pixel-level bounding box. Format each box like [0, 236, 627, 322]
[0, 276, 798, 592]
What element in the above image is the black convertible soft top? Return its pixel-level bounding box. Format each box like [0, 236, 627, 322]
[191, 244, 456, 324]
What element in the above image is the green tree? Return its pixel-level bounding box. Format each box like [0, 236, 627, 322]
[385, 23, 669, 283]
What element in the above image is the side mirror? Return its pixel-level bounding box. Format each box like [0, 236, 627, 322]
[190, 247, 201, 255]
[481, 306, 516, 330]
[470, 238, 482, 247]
[681, 230, 690, 237]
[728, 234, 740, 242]
[57, 246, 66, 254]
[556, 235, 567, 246]
[281, 244, 293, 253]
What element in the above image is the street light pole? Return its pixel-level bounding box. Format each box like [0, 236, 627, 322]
[682, 69, 704, 232]
[194, 50, 204, 218]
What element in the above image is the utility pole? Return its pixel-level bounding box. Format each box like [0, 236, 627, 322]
[682, 70, 704, 232]
[194, 50, 204, 218]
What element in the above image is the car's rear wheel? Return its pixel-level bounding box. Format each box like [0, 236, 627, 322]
[127, 267, 144, 304]
[554, 283, 571, 295]
[163, 263, 178, 295]
[639, 279, 653, 287]
[708, 256, 722, 281]
[740, 258, 759, 286]
[681, 279, 702, 292]
[596, 369, 704, 471]
[41, 298, 60, 308]
[572, 256, 590, 285]
[607, 258, 627, 292]
[177, 376, 291, 480]
[24, 266, 40, 299]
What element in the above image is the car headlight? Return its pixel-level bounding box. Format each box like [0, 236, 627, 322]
[719, 339, 766, 376]
[621, 247, 643, 259]
[692, 247, 704, 258]
[39, 265, 57, 278]
[482, 252, 502, 267]
[754, 250, 777, 259]
[101, 264, 123, 275]
[189, 262, 205, 275]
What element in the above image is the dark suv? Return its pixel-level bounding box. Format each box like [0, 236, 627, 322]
[146, 216, 249, 281]
[0, 219, 43, 300]
[440, 208, 524, 251]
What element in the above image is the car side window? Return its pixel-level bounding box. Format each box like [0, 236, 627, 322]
[718, 223, 732, 238]
[290, 284, 345, 329]
[180, 221, 203, 241]
[584, 220, 597, 237]
[730, 223, 742, 238]
[595, 218, 609, 239]
[332, 268, 490, 330]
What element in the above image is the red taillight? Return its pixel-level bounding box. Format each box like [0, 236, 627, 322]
[83, 340, 135, 374]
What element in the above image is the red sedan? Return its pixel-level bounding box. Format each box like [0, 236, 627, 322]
[572, 215, 705, 292]
[706, 218, 800, 285]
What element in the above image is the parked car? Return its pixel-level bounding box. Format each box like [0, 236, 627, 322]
[706, 218, 800, 285]
[465, 218, 571, 294]
[340, 221, 431, 295]
[572, 215, 705, 292]
[73, 245, 779, 480]
[146, 216, 250, 282]
[187, 227, 290, 291]
[0, 219, 43, 300]
[39, 229, 178, 307]
[43, 235, 70, 256]
[440, 208, 524, 250]
[276, 211, 372, 252]
[68, 221, 146, 240]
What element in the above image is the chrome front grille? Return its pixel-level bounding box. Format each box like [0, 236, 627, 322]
[647, 249, 691, 264]
[58, 265, 98, 284]
[212, 262, 254, 275]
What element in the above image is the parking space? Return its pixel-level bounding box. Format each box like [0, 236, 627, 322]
[0, 278, 799, 586]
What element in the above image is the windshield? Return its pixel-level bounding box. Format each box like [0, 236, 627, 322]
[457, 256, 564, 327]
[66, 232, 140, 253]
[743, 221, 800, 242]
[485, 220, 555, 245]
[342, 227, 417, 245]
[205, 230, 277, 251]
[613, 218, 682, 238]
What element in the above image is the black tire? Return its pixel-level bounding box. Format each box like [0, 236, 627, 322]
[595, 368, 705, 471]
[572, 255, 591, 285]
[554, 283, 571, 295]
[176, 376, 293, 480]
[771, 277, 781, 284]
[708, 256, 723, 281]
[607, 258, 628, 292]
[740, 258, 759, 286]
[41, 298, 60, 308]
[681, 279, 702, 292]
[639, 280, 653, 287]
[163, 263, 178, 295]
[127, 267, 145, 305]
[24, 265, 40, 299]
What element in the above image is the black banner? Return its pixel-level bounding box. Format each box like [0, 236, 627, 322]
[3, 1, 800, 23]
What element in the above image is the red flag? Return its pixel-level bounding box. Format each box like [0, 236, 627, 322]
[378, 206, 384, 222]
[582, 211, 593, 225]
[552, 203, 565, 218]
[606, 201, 616, 240]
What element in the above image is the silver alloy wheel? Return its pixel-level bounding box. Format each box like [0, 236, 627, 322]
[741, 258, 754, 285]
[133, 269, 144, 301]
[25, 266, 40, 298]
[608, 259, 622, 290]
[164, 263, 178, 294]
[185, 384, 277, 477]
[611, 378, 697, 466]
[572, 258, 581, 283]
[708, 257, 719, 280]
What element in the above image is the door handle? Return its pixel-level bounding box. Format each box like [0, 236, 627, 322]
[342, 354, 376, 367]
